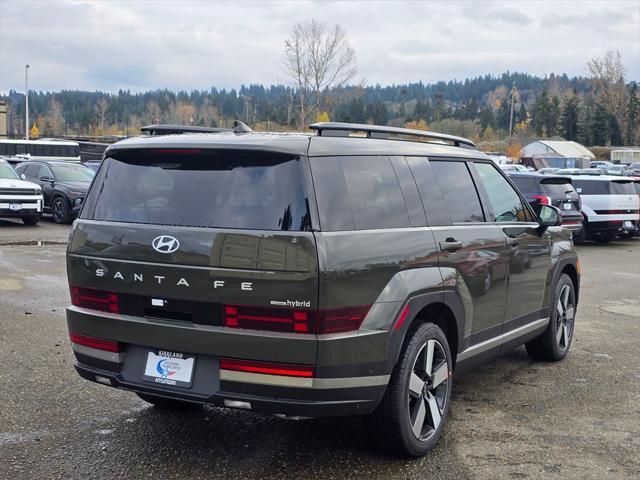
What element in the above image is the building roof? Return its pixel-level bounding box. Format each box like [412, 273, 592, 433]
[520, 140, 595, 159]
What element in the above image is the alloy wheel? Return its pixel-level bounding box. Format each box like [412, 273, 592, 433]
[555, 284, 575, 351]
[53, 199, 64, 223]
[407, 339, 449, 441]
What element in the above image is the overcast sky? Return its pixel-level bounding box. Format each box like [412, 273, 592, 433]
[1, 0, 638, 94]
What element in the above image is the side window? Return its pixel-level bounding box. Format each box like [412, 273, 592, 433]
[474, 163, 535, 222]
[389, 156, 426, 227]
[310, 156, 411, 231]
[341, 156, 410, 230]
[430, 161, 485, 223]
[37, 165, 52, 179]
[25, 164, 40, 177]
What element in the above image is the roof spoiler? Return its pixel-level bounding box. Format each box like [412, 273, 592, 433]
[309, 122, 477, 149]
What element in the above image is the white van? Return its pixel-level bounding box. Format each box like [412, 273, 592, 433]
[0, 158, 44, 225]
[570, 175, 639, 242]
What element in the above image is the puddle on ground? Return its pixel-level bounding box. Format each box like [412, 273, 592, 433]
[0, 240, 66, 247]
[600, 299, 640, 318]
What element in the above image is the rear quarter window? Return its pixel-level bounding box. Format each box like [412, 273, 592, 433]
[310, 156, 411, 231]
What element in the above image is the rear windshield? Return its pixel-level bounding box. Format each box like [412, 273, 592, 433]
[573, 179, 636, 195]
[540, 179, 576, 197]
[85, 149, 311, 231]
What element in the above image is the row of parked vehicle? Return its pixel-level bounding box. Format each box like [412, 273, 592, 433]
[498, 164, 640, 243]
[0, 157, 95, 225]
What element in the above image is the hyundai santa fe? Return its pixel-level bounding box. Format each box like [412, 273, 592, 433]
[66, 121, 580, 457]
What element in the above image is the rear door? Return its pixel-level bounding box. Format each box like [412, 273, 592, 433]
[410, 157, 509, 344]
[472, 162, 550, 327]
[68, 148, 319, 342]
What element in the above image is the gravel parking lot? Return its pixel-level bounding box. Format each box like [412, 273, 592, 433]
[1, 218, 639, 480]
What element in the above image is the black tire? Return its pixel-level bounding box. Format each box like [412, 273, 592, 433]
[21, 215, 40, 225]
[52, 196, 71, 224]
[369, 322, 452, 457]
[573, 227, 586, 245]
[525, 273, 576, 361]
[592, 231, 615, 243]
[136, 392, 201, 409]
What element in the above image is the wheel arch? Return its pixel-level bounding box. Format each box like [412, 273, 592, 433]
[389, 291, 465, 371]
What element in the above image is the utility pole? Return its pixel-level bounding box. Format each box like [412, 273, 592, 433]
[25, 64, 30, 141]
[508, 82, 516, 146]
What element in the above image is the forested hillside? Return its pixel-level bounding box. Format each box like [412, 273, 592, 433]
[2, 67, 638, 149]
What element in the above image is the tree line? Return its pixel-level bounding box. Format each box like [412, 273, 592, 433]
[1, 56, 637, 147]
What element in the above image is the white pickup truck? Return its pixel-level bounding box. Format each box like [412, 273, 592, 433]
[0, 158, 44, 225]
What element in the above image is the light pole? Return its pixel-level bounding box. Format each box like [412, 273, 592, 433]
[25, 64, 30, 141]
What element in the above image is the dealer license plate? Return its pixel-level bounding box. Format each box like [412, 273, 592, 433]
[9, 204, 22, 211]
[143, 350, 195, 388]
[563, 203, 573, 210]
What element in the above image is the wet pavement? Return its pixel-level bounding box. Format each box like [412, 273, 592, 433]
[1, 219, 639, 479]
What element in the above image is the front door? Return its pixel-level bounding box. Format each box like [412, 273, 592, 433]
[472, 162, 550, 328]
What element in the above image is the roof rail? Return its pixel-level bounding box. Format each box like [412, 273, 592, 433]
[141, 124, 232, 136]
[309, 122, 477, 149]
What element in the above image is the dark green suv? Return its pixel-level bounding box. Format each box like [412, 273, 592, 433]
[66, 122, 580, 457]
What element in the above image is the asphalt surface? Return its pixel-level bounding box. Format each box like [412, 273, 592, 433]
[1, 218, 639, 480]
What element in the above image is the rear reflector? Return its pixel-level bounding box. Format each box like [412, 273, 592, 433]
[223, 304, 371, 334]
[69, 332, 122, 352]
[70, 285, 119, 313]
[394, 305, 410, 331]
[220, 358, 314, 378]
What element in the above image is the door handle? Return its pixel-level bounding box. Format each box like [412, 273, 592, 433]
[506, 237, 520, 247]
[439, 238, 463, 253]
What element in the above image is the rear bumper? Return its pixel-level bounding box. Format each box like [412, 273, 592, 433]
[67, 306, 390, 417]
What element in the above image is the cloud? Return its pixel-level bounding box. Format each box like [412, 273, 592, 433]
[0, 0, 638, 94]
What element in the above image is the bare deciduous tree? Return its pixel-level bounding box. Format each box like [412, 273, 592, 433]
[588, 50, 627, 121]
[282, 19, 357, 129]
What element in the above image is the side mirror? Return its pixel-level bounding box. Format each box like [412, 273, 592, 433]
[20, 173, 26, 180]
[39, 176, 54, 183]
[538, 204, 562, 227]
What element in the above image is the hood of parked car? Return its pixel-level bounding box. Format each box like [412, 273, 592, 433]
[0, 178, 42, 190]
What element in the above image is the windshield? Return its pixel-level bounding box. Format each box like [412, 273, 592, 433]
[0, 162, 20, 180]
[86, 150, 311, 231]
[51, 165, 95, 182]
[541, 180, 577, 197]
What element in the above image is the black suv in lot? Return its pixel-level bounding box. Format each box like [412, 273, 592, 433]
[66, 122, 580, 457]
[507, 172, 584, 241]
[15, 160, 95, 223]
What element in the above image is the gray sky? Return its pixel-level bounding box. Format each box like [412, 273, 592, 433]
[1, 0, 638, 94]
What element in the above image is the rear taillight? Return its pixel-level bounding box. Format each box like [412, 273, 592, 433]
[532, 194, 551, 206]
[317, 305, 371, 334]
[69, 332, 122, 352]
[220, 358, 314, 377]
[223, 305, 314, 333]
[222, 304, 371, 335]
[70, 285, 119, 313]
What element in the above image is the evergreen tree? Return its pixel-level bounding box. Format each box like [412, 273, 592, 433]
[532, 87, 550, 137]
[561, 94, 580, 141]
[479, 107, 495, 131]
[590, 103, 610, 146]
[496, 100, 511, 131]
[625, 83, 639, 145]
[548, 95, 561, 137]
[609, 113, 623, 145]
[516, 103, 528, 124]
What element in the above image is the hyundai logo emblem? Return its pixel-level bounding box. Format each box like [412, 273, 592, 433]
[152, 235, 180, 254]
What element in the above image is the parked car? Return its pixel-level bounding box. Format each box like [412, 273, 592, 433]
[507, 172, 584, 241]
[605, 164, 630, 176]
[590, 161, 614, 169]
[15, 160, 95, 224]
[570, 175, 640, 241]
[0, 158, 44, 225]
[83, 160, 102, 172]
[499, 164, 529, 172]
[537, 167, 559, 175]
[628, 163, 640, 175]
[65, 121, 579, 457]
